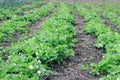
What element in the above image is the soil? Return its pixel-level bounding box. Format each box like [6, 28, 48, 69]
[23, 2, 47, 15]
[1, 0, 119, 79]
[45, 7, 104, 80]
[93, 4, 120, 33]
[102, 16, 120, 33]
[1, 4, 58, 62]
[42, 0, 107, 80]
[46, 0, 120, 79]
[97, 5, 120, 33]
[0, 1, 47, 25]
[1, 2, 51, 47]
[2, 4, 58, 47]
[29, 4, 58, 37]
[43, 0, 105, 79]
[82, 1, 120, 33]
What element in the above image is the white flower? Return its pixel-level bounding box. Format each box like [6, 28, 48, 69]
[117, 78, 120, 80]
[103, 56, 105, 58]
[29, 65, 33, 70]
[37, 71, 41, 74]
[36, 52, 39, 56]
[6, 60, 9, 63]
[36, 57, 39, 59]
[8, 56, 11, 59]
[37, 60, 41, 64]
[13, 63, 16, 66]
[36, 65, 39, 68]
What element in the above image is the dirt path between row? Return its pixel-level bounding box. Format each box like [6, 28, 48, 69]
[102, 16, 120, 33]
[46, 9, 104, 80]
[2, 4, 58, 47]
[0, 1, 47, 26]
[45, 0, 120, 80]
[45, 0, 120, 79]
[23, 1, 48, 15]
[2, 3, 58, 62]
[29, 4, 58, 37]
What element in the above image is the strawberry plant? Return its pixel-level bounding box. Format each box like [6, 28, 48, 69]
[0, 0, 44, 20]
[0, 2, 56, 45]
[75, 3, 120, 80]
[0, 3, 77, 79]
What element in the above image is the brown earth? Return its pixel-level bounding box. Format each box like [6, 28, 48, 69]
[44, 0, 120, 80]
[44, 0, 105, 80]
[2, 3, 58, 47]
[2, 3, 58, 62]
[1, 0, 119, 79]
[102, 17, 120, 33]
[23, 1, 47, 15]
[0, 1, 47, 26]
[46, 0, 120, 79]
[45, 7, 104, 80]
[0, 2, 49, 48]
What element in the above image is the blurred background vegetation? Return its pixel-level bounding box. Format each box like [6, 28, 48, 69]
[0, 0, 42, 8]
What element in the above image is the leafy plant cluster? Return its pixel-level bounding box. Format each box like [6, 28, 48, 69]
[74, 3, 120, 80]
[0, 2, 56, 44]
[88, 2, 120, 29]
[0, 0, 43, 21]
[102, 8, 120, 29]
[97, 2, 120, 17]
[0, 3, 77, 80]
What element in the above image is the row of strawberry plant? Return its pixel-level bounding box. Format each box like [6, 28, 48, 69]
[0, 2, 77, 80]
[0, 2, 56, 46]
[74, 3, 120, 80]
[87, 2, 120, 30]
[86, 2, 120, 15]
[0, 0, 44, 21]
[95, 2, 120, 16]
[99, 5, 120, 28]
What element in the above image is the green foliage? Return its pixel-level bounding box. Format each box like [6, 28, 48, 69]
[91, 53, 120, 75]
[0, 2, 56, 43]
[0, 0, 43, 21]
[0, 14, 4, 20]
[100, 74, 120, 80]
[0, 3, 77, 79]
[102, 10, 120, 28]
[90, 2, 120, 30]
[75, 3, 120, 80]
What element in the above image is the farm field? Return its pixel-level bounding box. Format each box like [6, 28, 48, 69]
[0, 0, 120, 80]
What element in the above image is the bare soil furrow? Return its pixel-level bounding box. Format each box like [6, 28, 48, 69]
[101, 16, 120, 33]
[3, 5, 58, 47]
[0, 2, 47, 25]
[46, 12, 103, 80]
